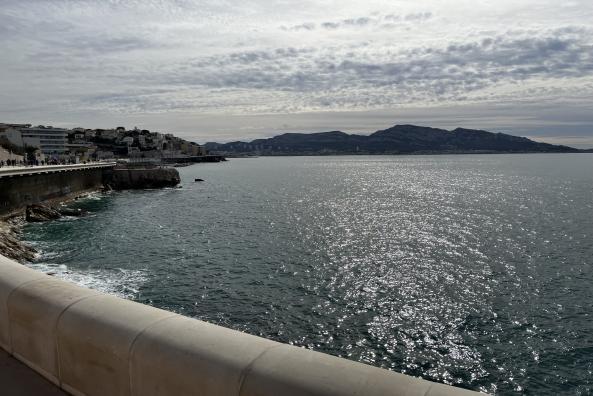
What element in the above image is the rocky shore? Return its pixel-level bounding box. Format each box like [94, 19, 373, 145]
[0, 164, 180, 263]
[0, 217, 37, 262]
[0, 203, 91, 263]
[0, 164, 181, 263]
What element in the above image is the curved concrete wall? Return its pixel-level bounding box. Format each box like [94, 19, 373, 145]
[0, 255, 482, 396]
[0, 163, 116, 215]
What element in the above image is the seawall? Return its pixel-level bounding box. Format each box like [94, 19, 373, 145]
[0, 254, 481, 396]
[0, 163, 181, 216]
[0, 164, 115, 217]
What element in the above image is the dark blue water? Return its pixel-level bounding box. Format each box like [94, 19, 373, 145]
[23, 154, 593, 394]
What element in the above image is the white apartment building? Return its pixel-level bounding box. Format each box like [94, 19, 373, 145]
[20, 126, 68, 156]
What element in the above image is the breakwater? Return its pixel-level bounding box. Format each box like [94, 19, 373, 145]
[0, 253, 479, 396]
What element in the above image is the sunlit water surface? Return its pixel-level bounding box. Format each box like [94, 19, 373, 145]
[23, 154, 593, 394]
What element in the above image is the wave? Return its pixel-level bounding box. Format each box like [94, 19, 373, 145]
[25, 262, 147, 300]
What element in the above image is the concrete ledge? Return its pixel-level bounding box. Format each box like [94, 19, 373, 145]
[8, 278, 100, 384]
[0, 259, 46, 351]
[130, 316, 279, 396]
[57, 295, 175, 396]
[0, 163, 116, 179]
[0, 255, 482, 396]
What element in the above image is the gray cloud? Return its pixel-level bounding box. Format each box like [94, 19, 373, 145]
[0, 0, 592, 145]
[142, 28, 593, 107]
[282, 12, 433, 32]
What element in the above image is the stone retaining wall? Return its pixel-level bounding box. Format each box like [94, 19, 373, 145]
[0, 255, 482, 396]
[0, 165, 112, 216]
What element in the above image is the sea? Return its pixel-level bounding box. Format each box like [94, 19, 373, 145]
[22, 154, 593, 394]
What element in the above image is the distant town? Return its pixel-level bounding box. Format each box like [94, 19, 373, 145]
[0, 123, 222, 166]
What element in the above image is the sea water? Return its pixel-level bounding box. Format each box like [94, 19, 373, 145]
[23, 154, 593, 394]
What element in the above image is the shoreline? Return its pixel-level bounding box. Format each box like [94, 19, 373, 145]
[0, 187, 105, 264]
[0, 163, 180, 264]
[219, 150, 593, 158]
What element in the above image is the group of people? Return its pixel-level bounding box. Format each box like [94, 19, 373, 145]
[0, 159, 24, 167]
[1, 158, 62, 168]
[0, 158, 94, 168]
[0, 158, 47, 167]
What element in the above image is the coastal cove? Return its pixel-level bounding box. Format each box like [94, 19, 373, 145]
[22, 154, 593, 395]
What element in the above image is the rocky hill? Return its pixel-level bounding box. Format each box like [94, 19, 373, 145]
[205, 124, 580, 155]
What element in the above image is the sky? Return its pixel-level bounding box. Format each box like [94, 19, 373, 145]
[1, 0, 592, 147]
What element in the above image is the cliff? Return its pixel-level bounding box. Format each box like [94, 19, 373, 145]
[103, 165, 181, 189]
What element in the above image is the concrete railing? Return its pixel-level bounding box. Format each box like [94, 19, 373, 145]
[0, 162, 116, 179]
[0, 255, 481, 396]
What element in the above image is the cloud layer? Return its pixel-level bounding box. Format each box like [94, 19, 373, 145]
[0, 0, 592, 145]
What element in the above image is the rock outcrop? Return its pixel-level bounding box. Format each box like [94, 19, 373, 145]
[0, 220, 37, 262]
[26, 204, 62, 222]
[58, 207, 87, 217]
[103, 165, 181, 189]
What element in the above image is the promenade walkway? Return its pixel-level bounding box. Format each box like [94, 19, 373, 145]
[0, 348, 66, 395]
[0, 162, 116, 179]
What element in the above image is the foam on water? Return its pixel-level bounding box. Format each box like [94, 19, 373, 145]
[26, 261, 147, 300]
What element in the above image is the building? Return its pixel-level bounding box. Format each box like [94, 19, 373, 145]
[0, 123, 29, 147]
[20, 126, 68, 157]
[181, 141, 207, 156]
[95, 129, 119, 140]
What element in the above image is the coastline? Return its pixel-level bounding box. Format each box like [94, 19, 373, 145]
[0, 163, 180, 264]
[215, 150, 592, 157]
[0, 218, 36, 263]
[0, 187, 105, 264]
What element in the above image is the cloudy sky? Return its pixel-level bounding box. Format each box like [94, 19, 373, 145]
[1, 0, 592, 146]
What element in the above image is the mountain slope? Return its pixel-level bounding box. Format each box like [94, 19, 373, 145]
[205, 124, 580, 155]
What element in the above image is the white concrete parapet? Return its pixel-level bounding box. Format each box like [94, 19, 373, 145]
[0, 162, 117, 179]
[0, 255, 482, 396]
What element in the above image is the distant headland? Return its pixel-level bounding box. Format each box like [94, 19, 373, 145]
[205, 124, 588, 156]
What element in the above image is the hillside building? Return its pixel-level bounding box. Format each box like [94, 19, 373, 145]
[20, 126, 68, 157]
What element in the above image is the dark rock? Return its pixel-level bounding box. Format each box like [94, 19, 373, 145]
[0, 221, 37, 262]
[103, 166, 181, 190]
[26, 204, 62, 222]
[58, 208, 87, 217]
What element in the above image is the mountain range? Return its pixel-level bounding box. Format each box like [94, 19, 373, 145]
[205, 124, 582, 156]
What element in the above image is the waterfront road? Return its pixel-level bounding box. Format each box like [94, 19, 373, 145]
[0, 348, 66, 395]
[0, 162, 116, 179]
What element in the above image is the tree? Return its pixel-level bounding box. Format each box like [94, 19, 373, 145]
[25, 145, 37, 163]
